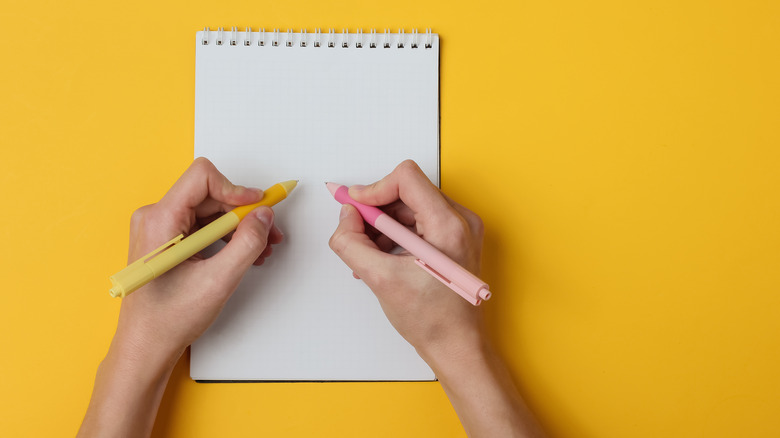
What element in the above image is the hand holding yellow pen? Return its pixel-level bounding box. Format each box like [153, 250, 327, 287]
[109, 180, 298, 298]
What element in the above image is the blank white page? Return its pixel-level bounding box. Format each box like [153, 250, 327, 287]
[191, 29, 440, 381]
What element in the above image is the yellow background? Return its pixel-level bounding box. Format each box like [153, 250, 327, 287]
[1, 0, 778, 436]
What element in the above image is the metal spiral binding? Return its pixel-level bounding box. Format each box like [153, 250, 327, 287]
[199, 27, 435, 49]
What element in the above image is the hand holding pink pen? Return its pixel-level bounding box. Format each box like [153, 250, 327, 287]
[326, 178, 491, 306]
[327, 161, 544, 437]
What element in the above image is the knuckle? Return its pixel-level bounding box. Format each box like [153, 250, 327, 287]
[434, 214, 472, 248]
[360, 269, 382, 286]
[442, 214, 469, 236]
[397, 159, 421, 176]
[129, 204, 153, 226]
[470, 213, 485, 239]
[243, 224, 268, 253]
[191, 156, 215, 174]
[328, 231, 347, 255]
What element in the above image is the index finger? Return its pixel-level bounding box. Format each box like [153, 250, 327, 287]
[158, 157, 262, 217]
[348, 160, 450, 218]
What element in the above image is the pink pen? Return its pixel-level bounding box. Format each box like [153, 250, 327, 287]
[326, 182, 492, 306]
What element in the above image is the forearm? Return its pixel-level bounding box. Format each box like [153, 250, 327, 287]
[78, 329, 182, 438]
[422, 339, 546, 438]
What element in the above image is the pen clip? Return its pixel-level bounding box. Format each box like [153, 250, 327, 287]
[127, 234, 185, 268]
[414, 259, 481, 306]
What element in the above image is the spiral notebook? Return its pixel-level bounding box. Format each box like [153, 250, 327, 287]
[190, 27, 440, 381]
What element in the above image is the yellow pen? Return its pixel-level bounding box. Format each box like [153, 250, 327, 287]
[109, 180, 298, 298]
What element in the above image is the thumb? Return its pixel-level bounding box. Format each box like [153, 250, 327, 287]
[208, 207, 274, 282]
[329, 204, 395, 284]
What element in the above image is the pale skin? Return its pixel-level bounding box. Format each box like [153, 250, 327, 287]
[78, 158, 545, 438]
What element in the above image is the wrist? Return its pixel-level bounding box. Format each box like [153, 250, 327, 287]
[420, 334, 545, 437]
[417, 327, 490, 379]
[102, 307, 186, 391]
[79, 327, 183, 437]
[108, 322, 185, 376]
[96, 330, 182, 409]
[114, 302, 190, 367]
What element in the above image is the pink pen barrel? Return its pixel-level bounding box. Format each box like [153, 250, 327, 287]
[375, 215, 490, 305]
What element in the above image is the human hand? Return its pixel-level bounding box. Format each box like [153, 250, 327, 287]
[79, 158, 284, 438]
[328, 160, 545, 437]
[328, 160, 486, 363]
[116, 157, 283, 358]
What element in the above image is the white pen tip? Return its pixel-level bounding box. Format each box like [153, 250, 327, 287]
[279, 180, 298, 193]
[325, 182, 340, 196]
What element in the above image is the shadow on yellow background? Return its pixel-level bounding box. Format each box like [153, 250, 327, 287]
[1, 1, 779, 437]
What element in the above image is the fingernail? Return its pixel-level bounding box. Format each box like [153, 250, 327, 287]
[248, 187, 263, 199]
[237, 184, 260, 193]
[339, 204, 350, 220]
[351, 184, 367, 192]
[254, 207, 273, 227]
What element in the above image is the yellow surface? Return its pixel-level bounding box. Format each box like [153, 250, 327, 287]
[1, 1, 778, 437]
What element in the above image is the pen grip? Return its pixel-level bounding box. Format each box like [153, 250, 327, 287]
[231, 182, 289, 220]
[332, 185, 383, 226]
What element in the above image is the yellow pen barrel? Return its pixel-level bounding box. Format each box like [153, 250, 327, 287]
[109, 212, 240, 298]
[109, 263, 155, 298]
[146, 212, 240, 276]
